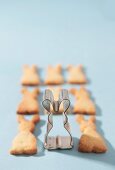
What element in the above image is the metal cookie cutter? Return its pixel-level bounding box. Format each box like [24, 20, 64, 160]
[42, 89, 73, 150]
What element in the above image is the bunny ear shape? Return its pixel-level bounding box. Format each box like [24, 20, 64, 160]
[67, 65, 72, 70]
[77, 64, 83, 69]
[17, 115, 25, 123]
[47, 65, 53, 70]
[89, 116, 96, 123]
[21, 87, 28, 94]
[78, 86, 90, 98]
[55, 64, 62, 71]
[33, 88, 40, 95]
[17, 114, 40, 124]
[23, 65, 29, 71]
[76, 115, 85, 124]
[69, 88, 77, 95]
[31, 65, 38, 71]
[31, 88, 40, 98]
[31, 114, 40, 124]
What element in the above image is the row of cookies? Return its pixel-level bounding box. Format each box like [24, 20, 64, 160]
[15, 86, 95, 115]
[21, 64, 87, 86]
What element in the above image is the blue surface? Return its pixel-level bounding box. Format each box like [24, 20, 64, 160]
[0, 0, 115, 170]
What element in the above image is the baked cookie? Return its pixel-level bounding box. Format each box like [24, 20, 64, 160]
[17, 114, 40, 132]
[17, 88, 40, 115]
[21, 65, 40, 86]
[10, 131, 37, 155]
[67, 65, 87, 84]
[70, 87, 96, 115]
[77, 115, 107, 153]
[44, 65, 64, 85]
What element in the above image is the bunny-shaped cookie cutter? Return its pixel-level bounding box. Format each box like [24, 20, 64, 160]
[42, 89, 73, 150]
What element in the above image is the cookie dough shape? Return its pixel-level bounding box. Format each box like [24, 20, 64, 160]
[77, 115, 107, 153]
[10, 131, 37, 155]
[70, 87, 96, 115]
[44, 65, 64, 85]
[67, 65, 87, 84]
[17, 88, 40, 115]
[21, 65, 40, 86]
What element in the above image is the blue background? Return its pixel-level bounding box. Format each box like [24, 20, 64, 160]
[0, 0, 115, 170]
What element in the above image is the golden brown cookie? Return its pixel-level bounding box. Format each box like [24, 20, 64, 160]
[17, 88, 40, 115]
[78, 127, 107, 153]
[10, 131, 37, 155]
[17, 114, 40, 132]
[70, 87, 96, 115]
[44, 65, 64, 85]
[67, 65, 87, 84]
[77, 115, 107, 153]
[21, 65, 40, 86]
